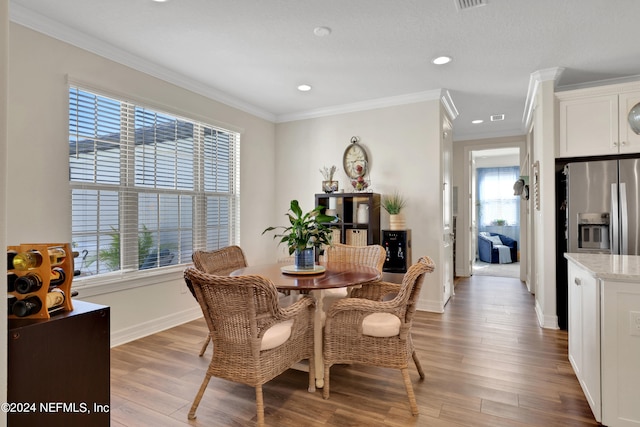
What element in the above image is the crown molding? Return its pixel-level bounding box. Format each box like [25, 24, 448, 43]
[522, 67, 564, 131]
[440, 89, 459, 121]
[9, 3, 276, 122]
[556, 73, 640, 93]
[276, 89, 448, 123]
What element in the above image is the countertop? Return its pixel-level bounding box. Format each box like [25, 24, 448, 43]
[564, 253, 640, 281]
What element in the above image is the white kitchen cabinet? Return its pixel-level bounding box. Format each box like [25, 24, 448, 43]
[566, 253, 640, 427]
[601, 280, 640, 427]
[557, 83, 640, 158]
[567, 261, 601, 421]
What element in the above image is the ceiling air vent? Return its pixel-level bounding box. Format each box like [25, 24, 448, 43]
[455, 0, 487, 11]
[490, 114, 505, 122]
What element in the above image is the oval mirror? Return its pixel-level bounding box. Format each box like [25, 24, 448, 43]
[628, 102, 640, 135]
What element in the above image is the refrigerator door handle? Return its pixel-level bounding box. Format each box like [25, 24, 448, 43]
[612, 183, 619, 254]
[620, 182, 628, 255]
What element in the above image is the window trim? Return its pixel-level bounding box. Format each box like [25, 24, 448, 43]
[71, 264, 187, 298]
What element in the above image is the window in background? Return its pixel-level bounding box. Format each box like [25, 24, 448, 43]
[477, 166, 520, 238]
[69, 86, 240, 279]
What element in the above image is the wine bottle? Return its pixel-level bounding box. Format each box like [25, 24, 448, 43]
[12, 251, 43, 270]
[48, 247, 66, 267]
[49, 267, 66, 287]
[7, 272, 17, 292]
[8, 295, 16, 315]
[7, 250, 17, 270]
[46, 288, 66, 311]
[14, 273, 43, 294]
[12, 295, 43, 317]
[11, 290, 67, 317]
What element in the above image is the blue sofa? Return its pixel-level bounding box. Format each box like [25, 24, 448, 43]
[478, 232, 517, 264]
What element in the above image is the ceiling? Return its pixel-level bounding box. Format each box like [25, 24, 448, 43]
[9, 0, 640, 141]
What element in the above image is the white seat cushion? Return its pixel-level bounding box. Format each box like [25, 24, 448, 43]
[362, 312, 401, 337]
[260, 319, 294, 350]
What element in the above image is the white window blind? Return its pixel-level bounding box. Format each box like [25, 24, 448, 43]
[69, 86, 240, 279]
[477, 166, 520, 228]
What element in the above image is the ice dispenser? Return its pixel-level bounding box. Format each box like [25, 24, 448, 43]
[577, 212, 610, 252]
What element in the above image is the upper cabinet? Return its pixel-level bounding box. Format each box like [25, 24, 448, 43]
[557, 83, 640, 158]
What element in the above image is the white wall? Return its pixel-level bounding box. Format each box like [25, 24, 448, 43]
[275, 99, 449, 312]
[1, 0, 9, 420]
[7, 24, 278, 345]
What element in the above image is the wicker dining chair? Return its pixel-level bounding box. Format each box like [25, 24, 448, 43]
[184, 267, 315, 427]
[190, 246, 248, 356]
[322, 256, 436, 415]
[324, 243, 386, 271]
[192, 245, 247, 276]
[322, 243, 385, 310]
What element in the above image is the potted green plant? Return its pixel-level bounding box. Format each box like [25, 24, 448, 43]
[382, 191, 407, 230]
[263, 200, 337, 269]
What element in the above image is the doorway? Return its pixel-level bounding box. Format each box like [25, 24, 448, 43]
[470, 148, 521, 279]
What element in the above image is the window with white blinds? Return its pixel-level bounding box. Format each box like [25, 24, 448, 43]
[69, 86, 240, 279]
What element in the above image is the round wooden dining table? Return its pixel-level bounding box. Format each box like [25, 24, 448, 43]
[230, 261, 381, 389]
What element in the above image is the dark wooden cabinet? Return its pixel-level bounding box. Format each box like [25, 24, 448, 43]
[7, 300, 110, 427]
[316, 193, 380, 246]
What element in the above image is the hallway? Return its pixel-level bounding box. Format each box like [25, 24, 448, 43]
[472, 260, 520, 278]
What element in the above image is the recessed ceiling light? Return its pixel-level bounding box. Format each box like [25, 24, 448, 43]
[313, 26, 332, 37]
[432, 56, 452, 65]
[297, 84, 312, 92]
[472, 119, 484, 124]
[152, 0, 169, 2]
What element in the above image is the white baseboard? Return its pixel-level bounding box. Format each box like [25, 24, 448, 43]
[535, 299, 559, 330]
[417, 299, 444, 313]
[110, 306, 203, 347]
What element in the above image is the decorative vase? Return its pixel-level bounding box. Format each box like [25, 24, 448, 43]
[357, 204, 369, 224]
[389, 213, 406, 231]
[294, 247, 315, 270]
[322, 181, 339, 193]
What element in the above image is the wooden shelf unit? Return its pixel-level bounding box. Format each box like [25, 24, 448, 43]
[315, 192, 380, 246]
[8, 300, 110, 427]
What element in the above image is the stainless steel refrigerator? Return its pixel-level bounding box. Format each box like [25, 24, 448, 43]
[565, 158, 640, 256]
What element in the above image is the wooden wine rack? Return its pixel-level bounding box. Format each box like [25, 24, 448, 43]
[7, 243, 74, 319]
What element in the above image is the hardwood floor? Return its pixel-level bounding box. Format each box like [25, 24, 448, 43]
[110, 275, 598, 426]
